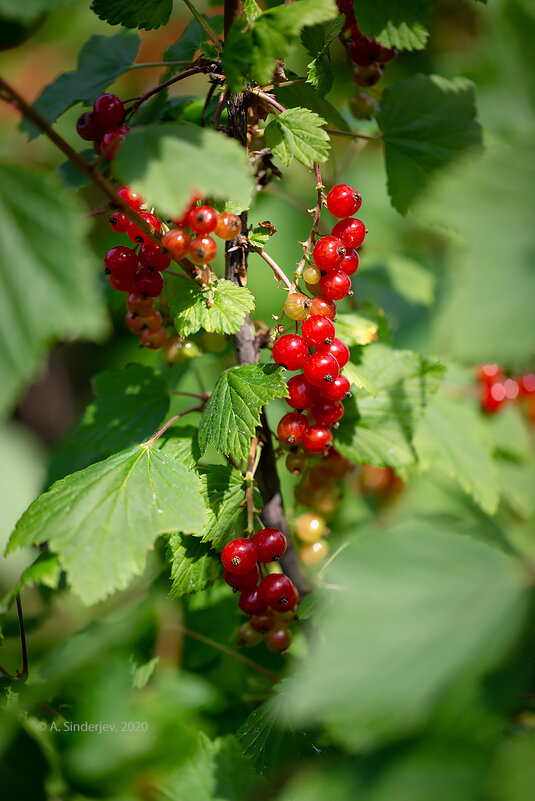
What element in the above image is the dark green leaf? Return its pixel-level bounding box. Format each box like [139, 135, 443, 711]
[163, 15, 224, 67]
[357, 0, 438, 50]
[197, 465, 259, 549]
[21, 30, 139, 139]
[264, 107, 330, 167]
[91, 0, 172, 30]
[168, 535, 220, 598]
[302, 16, 345, 95]
[170, 280, 255, 338]
[0, 0, 76, 22]
[276, 79, 351, 132]
[199, 364, 288, 461]
[0, 551, 60, 617]
[377, 74, 482, 214]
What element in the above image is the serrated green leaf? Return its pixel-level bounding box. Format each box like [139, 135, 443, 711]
[115, 124, 255, 218]
[90, 0, 172, 30]
[244, 0, 262, 22]
[377, 74, 482, 214]
[163, 15, 224, 68]
[306, 51, 334, 96]
[414, 392, 500, 515]
[283, 522, 530, 750]
[168, 535, 220, 598]
[7, 445, 207, 605]
[196, 465, 261, 550]
[170, 280, 255, 338]
[343, 362, 378, 397]
[222, 0, 339, 94]
[0, 164, 106, 417]
[276, 79, 351, 132]
[20, 30, 139, 139]
[0, 551, 60, 617]
[73, 364, 170, 456]
[0, 0, 76, 22]
[265, 108, 330, 167]
[248, 226, 272, 248]
[158, 425, 202, 470]
[333, 312, 379, 346]
[357, 0, 438, 50]
[302, 16, 344, 95]
[199, 364, 288, 461]
[335, 345, 444, 469]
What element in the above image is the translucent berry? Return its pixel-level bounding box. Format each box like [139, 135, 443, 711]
[76, 111, 103, 141]
[104, 245, 139, 280]
[504, 378, 520, 400]
[127, 212, 161, 245]
[322, 448, 351, 478]
[272, 334, 308, 371]
[301, 315, 335, 347]
[117, 185, 145, 211]
[476, 363, 503, 385]
[93, 93, 125, 129]
[302, 424, 333, 453]
[265, 627, 292, 653]
[309, 295, 337, 319]
[236, 622, 263, 648]
[162, 228, 191, 261]
[224, 565, 260, 592]
[284, 292, 310, 321]
[321, 374, 351, 401]
[221, 537, 258, 575]
[187, 205, 218, 235]
[214, 212, 242, 240]
[480, 381, 507, 414]
[259, 574, 299, 611]
[300, 540, 329, 567]
[125, 312, 146, 334]
[353, 63, 382, 87]
[320, 270, 351, 301]
[295, 512, 326, 543]
[332, 218, 366, 250]
[348, 35, 381, 67]
[101, 125, 130, 160]
[303, 351, 340, 387]
[140, 327, 168, 349]
[311, 398, 344, 426]
[310, 484, 342, 516]
[376, 44, 398, 64]
[317, 337, 350, 369]
[133, 267, 164, 297]
[277, 412, 308, 446]
[189, 235, 217, 264]
[142, 309, 164, 332]
[139, 242, 171, 271]
[108, 274, 134, 292]
[519, 373, 535, 396]
[286, 450, 308, 475]
[326, 184, 362, 218]
[253, 528, 287, 562]
[286, 374, 320, 411]
[349, 92, 380, 120]
[239, 588, 268, 615]
[313, 236, 346, 271]
[339, 250, 359, 276]
[109, 211, 130, 233]
[126, 293, 153, 316]
[303, 265, 322, 285]
[249, 609, 277, 633]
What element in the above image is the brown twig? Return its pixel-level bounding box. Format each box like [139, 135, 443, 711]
[245, 437, 259, 534]
[145, 406, 204, 448]
[125, 65, 215, 118]
[250, 88, 286, 114]
[239, 236, 292, 290]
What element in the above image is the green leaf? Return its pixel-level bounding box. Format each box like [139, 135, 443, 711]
[169, 280, 255, 338]
[414, 391, 500, 515]
[115, 123, 255, 218]
[333, 312, 380, 346]
[20, 30, 139, 139]
[377, 75, 482, 214]
[199, 364, 288, 461]
[74, 364, 170, 456]
[335, 345, 444, 469]
[248, 226, 272, 248]
[222, 0, 339, 93]
[197, 465, 261, 550]
[163, 15, 224, 67]
[302, 16, 345, 95]
[283, 521, 530, 750]
[7, 445, 207, 605]
[243, 0, 262, 22]
[343, 362, 378, 397]
[0, 164, 106, 417]
[168, 535, 220, 598]
[276, 79, 351, 132]
[90, 0, 172, 30]
[0, 0, 76, 22]
[265, 108, 330, 168]
[357, 0, 438, 50]
[158, 731, 260, 800]
[158, 425, 202, 471]
[0, 551, 60, 616]
[362, 253, 435, 306]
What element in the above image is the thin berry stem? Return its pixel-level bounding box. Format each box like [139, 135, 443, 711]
[245, 437, 259, 534]
[181, 0, 223, 48]
[213, 92, 226, 130]
[241, 237, 292, 290]
[125, 65, 215, 118]
[145, 406, 204, 448]
[170, 390, 210, 400]
[325, 127, 381, 141]
[16, 595, 28, 681]
[126, 61, 193, 70]
[250, 88, 286, 114]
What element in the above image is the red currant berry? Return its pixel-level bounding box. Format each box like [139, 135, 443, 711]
[284, 293, 310, 321]
[285, 450, 308, 475]
[253, 528, 287, 562]
[125, 312, 146, 334]
[265, 627, 292, 653]
[302, 424, 333, 453]
[286, 374, 320, 411]
[339, 249, 359, 276]
[76, 111, 104, 141]
[142, 309, 164, 332]
[272, 334, 308, 371]
[349, 92, 380, 120]
[188, 235, 217, 264]
[304, 351, 340, 387]
[223, 565, 260, 592]
[101, 125, 130, 160]
[504, 378, 520, 400]
[322, 448, 351, 478]
[140, 327, 168, 349]
[139, 243, 171, 271]
[133, 267, 164, 297]
[309, 295, 337, 319]
[108, 274, 134, 292]
[481, 381, 507, 414]
[109, 211, 130, 233]
[353, 63, 383, 87]
[348, 35, 381, 67]
[93, 93, 125, 129]
[162, 228, 191, 261]
[259, 574, 299, 611]
[313, 236, 346, 271]
[221, 538, 258, 575]
[310, 398, 344, 426]
[376, 44, 397, 64]
[104, 245, 139, 280]
[117, 185, 145, 211]
[476, 363, 503, 385]
[321, 374, 351, 401]
[187, 205, 218, 234]
[214, 212, 242, 240]
[127, 212, 161, 245]
[317, 337, 350, 369]
[236, 622, 263, 648]
[301, 315, 335, 347]
[277, 412, 308, 446]
[326, 184, 362, 218]
[320, 270, 351, 301]
[519, 373, 535, 396]
[238, 588, 268, 615]
[249, 609, 277, 633]
[332, 218, 366, 250]
[126, 293, 154, 316]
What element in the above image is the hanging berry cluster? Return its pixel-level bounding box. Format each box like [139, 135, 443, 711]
[221, 531, 299, 653]
[477, 363, 535, 421]
[76, 93, 130, 160]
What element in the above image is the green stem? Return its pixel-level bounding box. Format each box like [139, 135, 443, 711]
[126, 61, 192, 70]
[181, 0, 223, 49]
[325, 127, 381, 141]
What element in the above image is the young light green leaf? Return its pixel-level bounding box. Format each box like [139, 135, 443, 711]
[357, 0, 438, 50]
[168, 535, 220, 598]
[302, 16, 345, 95]
[20, 30, 139, 139]
[343, 362, 378, 397]
[248, 226, 272, 248]
[0, 551, 60, 617]
[90, 0, 172, 30]
[199, 364, 288, 461]
[196, 465, 261, 549]
[335, 345, 444, 469]
[243, 0, 262, 22]
[6, 445, 207, 605]
[115, 124, 255, 217]
[377, 74, 482, 214]
[333, 312, 379, 346]
[276, 79, 351, 132]
[222, 0, 339, 93]
[0, 164, 106, 417]
[265, 108, 330, 167]
[169, 280, 255, 338]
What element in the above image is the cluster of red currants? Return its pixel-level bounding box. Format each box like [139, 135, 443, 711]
[221, 530, 299, 652]
[76, 93, 130, 159]
[271, 183, 364, 462]
[160, 199, 241, 266]
[477, 364, 535, 421]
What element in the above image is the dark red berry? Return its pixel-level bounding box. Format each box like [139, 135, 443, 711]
[332, 218, 366, 250]
[127, 212, 161, 245]
[313, 236, 346, 271]
[353, 63, 382, 87]
[259, 574, 299, 611]
[224, 565, 260, 592]
[376, 44, 398, 64]
[304, 351, 340, 387]
[104, 245, 139, 280]
[321, 374, 351, 401]
[317, 338, 350, 369]
[117, 185, 145, 211]
[101, 125, 130, 160]
[320, 270, 351, 301]
[326, 184, 362, 218]
[187, 205, 218, 234]
[339, 249, 359, 276]
[139, 242, 171, 271]
[301, 314, 335, 347]
[93, 93, 125, 129]
[272, 334, 308, 371]
[310, 398, 344, 426]
[239, 588, 268, 615]
[348, 35, 382, 67]
[76, 111, 104, 141]
[109, 211, 130, 233]
[309, 295, 337, 319]
[133, 268, 164, 297]
[253, 528, 288, 562]
[108, 273, 134, 292]
[265, 627, 292, 653]
[302, 424, 333, 453]
[221, 538, 258, 575]
[286, 374, 320, 411]
[249, 609, 277, 633]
